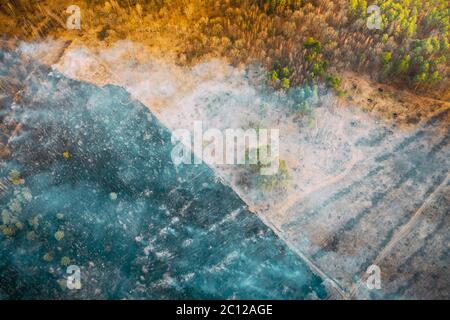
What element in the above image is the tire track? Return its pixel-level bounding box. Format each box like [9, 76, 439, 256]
[279, 108, 450, 228]
[348, 173, 450, 298]
[318, 131, 450, 255]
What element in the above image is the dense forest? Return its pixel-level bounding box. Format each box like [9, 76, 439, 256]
[1, 0, 449, 99]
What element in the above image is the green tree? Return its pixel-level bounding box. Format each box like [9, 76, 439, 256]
[396, 55, 410, 74]
[304, 37, 322, 53]
[381, 51, 392, 72]
[281, 77, 290, 90]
